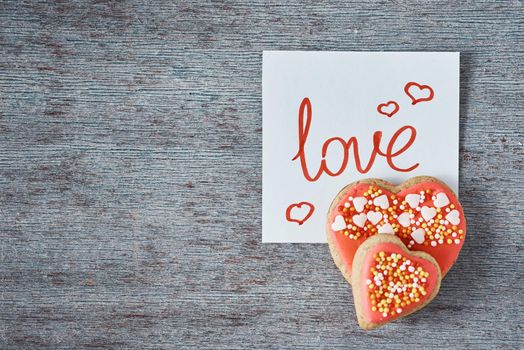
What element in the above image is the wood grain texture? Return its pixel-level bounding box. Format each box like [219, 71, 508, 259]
[0, 1, 523, 349]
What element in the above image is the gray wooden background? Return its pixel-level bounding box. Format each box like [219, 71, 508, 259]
[1, 1, 523, 349]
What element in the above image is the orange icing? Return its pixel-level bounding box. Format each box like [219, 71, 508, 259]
[329, 181, 466, 275]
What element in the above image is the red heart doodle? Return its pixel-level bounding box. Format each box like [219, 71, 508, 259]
[404, 82, 434, 105]
[376, 101, 399, 118]
[286, 202, 315, 225]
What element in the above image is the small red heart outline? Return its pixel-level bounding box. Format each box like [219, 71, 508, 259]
[376, 101, 399, 118]
[286, 201, 315, 225]
[404, 82, 434, 105]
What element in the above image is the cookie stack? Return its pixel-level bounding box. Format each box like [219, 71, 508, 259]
[326, 176, 466, 329]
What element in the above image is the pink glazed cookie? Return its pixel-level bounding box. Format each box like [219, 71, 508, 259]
[327, 176, 466, 283]
[352, 235, 441, 329]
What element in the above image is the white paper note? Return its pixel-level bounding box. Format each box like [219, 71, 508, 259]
[262, 51, 459, 243]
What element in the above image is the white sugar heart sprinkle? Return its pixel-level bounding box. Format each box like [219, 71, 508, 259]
[434, 192, 450, 208]
[352, 213, 367, 228]
[405, 194, 421, 208]
[367, 211, 382, 225]
[421, 206, 437, 221]
[352, 197, 367, 212]
[411, 228, 425, 244]
[378, 223, 394, 234]
[446, 209, 460, 225]
[331, 215, 346, 231]
[373, 194, 389, 209]
[397, 212, 411, 227]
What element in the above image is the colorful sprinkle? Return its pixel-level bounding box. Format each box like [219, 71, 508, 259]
[332, 185, 463, 248]
[368, 251, 430, 317]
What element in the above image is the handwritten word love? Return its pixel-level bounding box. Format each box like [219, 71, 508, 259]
[292, 97, 419, 182]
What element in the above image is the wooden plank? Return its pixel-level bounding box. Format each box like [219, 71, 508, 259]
[0, 1, 522, 348]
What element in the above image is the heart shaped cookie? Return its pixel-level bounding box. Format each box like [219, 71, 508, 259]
[352, 234, 441, 329]
[326, 176, 465, 282]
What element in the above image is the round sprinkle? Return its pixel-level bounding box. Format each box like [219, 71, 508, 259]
[367, 251, 430, 319]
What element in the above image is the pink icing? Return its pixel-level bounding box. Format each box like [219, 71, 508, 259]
[329, 181, 466, 276]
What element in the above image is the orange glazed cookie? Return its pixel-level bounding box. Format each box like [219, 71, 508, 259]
[352, 235, 441, 330]
[326, 176, 466, 283]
